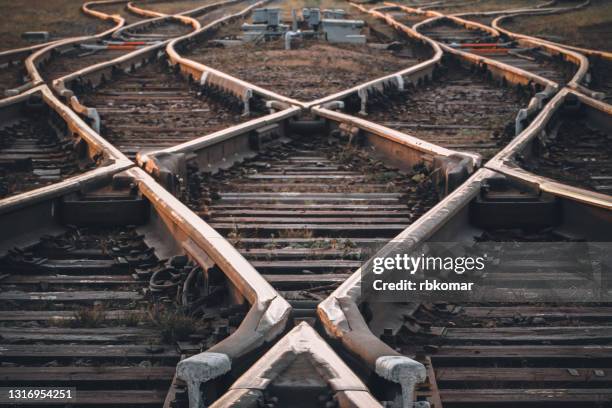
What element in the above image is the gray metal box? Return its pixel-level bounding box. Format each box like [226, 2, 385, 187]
[322, 19, 365, 43]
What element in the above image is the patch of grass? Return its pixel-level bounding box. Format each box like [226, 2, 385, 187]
[118, 311, 142, 327]
[279, 228, 314, 239]
[151, 307, 198, 343]
[70, 305, 106, 328]
[227, 223, 243, 247]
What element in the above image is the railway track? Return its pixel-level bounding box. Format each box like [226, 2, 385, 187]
[372, 174, 612, 407]
[490, 4, 612, 102]
[182, 133, 439, 303]
[73, 56, 265, 159]
[0, 61, 26, 97]
[181, 0, 434, 101]
[37, 16, 194, 83]
[0, 170, 253, 408]
[412, 13, 577, 86]
[358, 57, 531, 161]
[0, 92, 98, 199]
[1, 1, 611, 407]
[318, 168, 612, 408]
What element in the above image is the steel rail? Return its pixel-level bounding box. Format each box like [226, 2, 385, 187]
[138, 105, 303, 172]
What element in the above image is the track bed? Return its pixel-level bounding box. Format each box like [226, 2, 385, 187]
[588, 57, 612, 103]
[77, 59, 264, 159]
[39, 47, 134, 82]
[0, 62, 25, 96]
[0, 227, 179, 407]
[183, 135, 439, 301]
[518, 102, 612, 194]
[362, 60, 530, 160]
[117, 19, 192, 42]
[0, 98, 96, 199]
[392, 229, 612, 407]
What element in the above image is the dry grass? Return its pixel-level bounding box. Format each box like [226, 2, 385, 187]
[0, 0, 111, 52]
[278, 228, 314, 239]
[70, 305, 107, 328]
[151, 307, 198, 343]
[505, 0, 612, 51]
[431, 0, 535, 14]
[139, 0, 219, 15]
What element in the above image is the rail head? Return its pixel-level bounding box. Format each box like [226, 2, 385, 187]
[138, 105, 302, 170]
[312, 105, 481, 167]
[207, 322, 383, 408]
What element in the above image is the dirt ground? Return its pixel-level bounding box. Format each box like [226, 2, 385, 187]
[504, 0, 612, 51]
[196, 39, 420, 101]
[0, 0, 111, 52]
